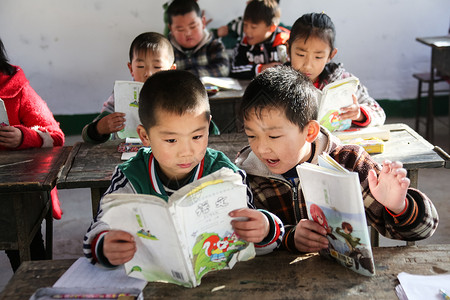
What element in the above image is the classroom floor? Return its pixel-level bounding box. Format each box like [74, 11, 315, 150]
[0, 116, 449, 292]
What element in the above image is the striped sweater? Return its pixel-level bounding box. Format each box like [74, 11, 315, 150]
[83, 147, 284, 266]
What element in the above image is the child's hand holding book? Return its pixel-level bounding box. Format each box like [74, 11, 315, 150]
[229, 208, 270, 244]
[293, 219, 330, 253]
[103, 230, 136, 266]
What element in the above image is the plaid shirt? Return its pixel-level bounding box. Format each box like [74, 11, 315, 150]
[170, 30, 229, 77]
[318, 62, 386, 127]
[236, 127, 438, 253]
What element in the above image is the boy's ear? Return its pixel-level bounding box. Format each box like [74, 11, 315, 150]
[127, 62, 133, 76]
[170, 63, 176, 70]
[328, 48, 338, 62]
[201, 16, 206, 29]
[305, 120, 320, 143]
[137, 125, 151, 147]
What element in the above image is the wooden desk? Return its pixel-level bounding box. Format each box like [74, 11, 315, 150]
[57, 141, 122, 217]
[416, 35, 450, 142]
[57, 124, 446, 220]
[209, 80, 250, 133]
[1, 245, 449, 299]
[0, 146, 71, 263]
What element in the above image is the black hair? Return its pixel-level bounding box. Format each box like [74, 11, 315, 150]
[0, 38, 16, 75]
[167, 0, 202, 25]
[129, 32, 174, 64]
[288, 12, 336, 54]
[243, 0, 280, 26]
[138, 70, 210, 130]
[240, 66, 318, 130]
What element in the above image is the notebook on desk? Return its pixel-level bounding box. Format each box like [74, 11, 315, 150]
[30, 257, 147, 300]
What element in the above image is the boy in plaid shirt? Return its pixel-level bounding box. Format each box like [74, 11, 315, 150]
[167, 0, 229, 77]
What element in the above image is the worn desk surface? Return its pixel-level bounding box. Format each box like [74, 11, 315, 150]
[0, 146, 71, 262]
[57, 123, 445, 218]
[1, 245, 449, 300]
[0, 146, 71, 192]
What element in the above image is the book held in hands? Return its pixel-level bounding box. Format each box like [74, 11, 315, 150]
[114, 80, 144, 139]
[100, 168, 255, 287]
[296, 153, 375, 276]
[317, 76, 359, 132]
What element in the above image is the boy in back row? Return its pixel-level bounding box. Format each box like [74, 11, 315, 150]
[83, 70, 283, 267]
[82, 32, 175, 143]
[167, 0, 229, 77]
[230, 0, 290, 79]
[235, 66, 438, 253]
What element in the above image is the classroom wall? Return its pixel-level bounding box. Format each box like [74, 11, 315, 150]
[0, 0, 449, 115]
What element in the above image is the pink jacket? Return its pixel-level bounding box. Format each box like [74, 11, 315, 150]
[0, 66, 64, 150]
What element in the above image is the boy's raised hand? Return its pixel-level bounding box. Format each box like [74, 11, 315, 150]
[368, 160, 410, 214]
[96, 112, 126, 135]
[294, 219, 329, 253]
[103, 230, 136, 266]
[229, 208, 269, 243]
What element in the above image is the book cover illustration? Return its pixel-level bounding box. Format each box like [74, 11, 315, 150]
[0, 98, 9, 126]
[114, 81, 144, 139]
[100, 168, 255, 287]
[296, 153, 375, 276]
[317, 76, 359, 132]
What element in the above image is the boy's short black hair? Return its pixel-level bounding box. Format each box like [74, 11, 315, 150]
[240, 66, 318, 130]
[129, 32, 174, 64]
[167, 0, 202, 25]
[138, 70, 210, 130]
[243, 0, 281, 26]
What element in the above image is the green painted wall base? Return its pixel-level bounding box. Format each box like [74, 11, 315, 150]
[54, 96, 449, 136]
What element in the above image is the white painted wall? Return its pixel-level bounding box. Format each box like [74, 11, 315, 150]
[0, 0, 449, 115]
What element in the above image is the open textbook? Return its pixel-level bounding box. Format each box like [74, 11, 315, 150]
[100, 168, 256, 287]
[0, 98, 9, 126]
[114, 80, 144, 139]
[200, 76, 242, 90]
[296, 153, 375, 276]
[317, 76, 359, 132]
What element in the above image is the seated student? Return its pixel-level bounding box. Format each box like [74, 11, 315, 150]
[83, 70, 283, 267]
[0, 37, 65, 271]
[167, 0, 229, 78]
[210, 0, 285, 50]
[230, 0, 290, 79]
[82, 32, 176, 144]
[235, 66, 438, 254]
[288, 12, 385, 127]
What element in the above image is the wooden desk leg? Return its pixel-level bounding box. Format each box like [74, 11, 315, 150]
[370, 226, 379, 247]
[13, 194, 31, 263]
[407, 170, 418, 188]
[407, 169, 418, 246]
[90, 187, 108, 218]
[43, 191, 53, 260]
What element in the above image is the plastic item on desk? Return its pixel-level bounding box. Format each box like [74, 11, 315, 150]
[204, 84, 219, 96]
[342, 137, 385, 154]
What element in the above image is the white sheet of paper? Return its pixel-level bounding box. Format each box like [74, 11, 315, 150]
[53, 257, 147, 290]
[396, 272, 450, 300]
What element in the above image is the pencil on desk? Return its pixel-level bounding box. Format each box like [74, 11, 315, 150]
[52, 293, 134, 299]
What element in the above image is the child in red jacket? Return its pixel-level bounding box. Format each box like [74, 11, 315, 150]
[0, 37, 65, 272]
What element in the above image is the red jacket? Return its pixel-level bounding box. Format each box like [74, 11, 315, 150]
[0, 66, 64, 150]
